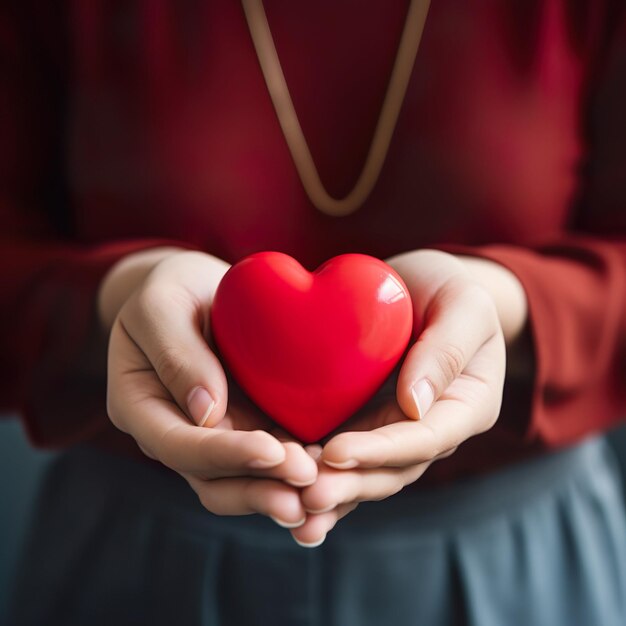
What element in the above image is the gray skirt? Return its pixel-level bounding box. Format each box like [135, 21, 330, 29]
[8, 436, 626, 626]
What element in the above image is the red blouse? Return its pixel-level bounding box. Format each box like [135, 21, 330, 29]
[2, 1, 626, 483]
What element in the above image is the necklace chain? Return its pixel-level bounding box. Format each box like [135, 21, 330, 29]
[242, 0, 431, 217]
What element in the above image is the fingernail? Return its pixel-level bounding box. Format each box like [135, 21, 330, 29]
[305, 444, 323, 461]
[249, 456, 284, 469]
[323, 458, 358, 470]
[271, 516, 306, 529]
[411, 379, 434, 419]
[305, 504, 335, 514]
[286, 478, 316, 488]
[293, 534, 326, 549]
[187, 387, 215, 427]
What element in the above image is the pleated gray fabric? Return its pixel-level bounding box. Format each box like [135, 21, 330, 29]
[8, 437, 626, 626]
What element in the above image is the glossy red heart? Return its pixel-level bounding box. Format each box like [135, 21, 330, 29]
[210, 252, 414, 443]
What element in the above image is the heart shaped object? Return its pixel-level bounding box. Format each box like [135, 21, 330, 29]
[210, 252, 414, 442]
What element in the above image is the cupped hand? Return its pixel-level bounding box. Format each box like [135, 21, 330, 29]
[289, 250, 527, 546]
[103, 250, 317, 527]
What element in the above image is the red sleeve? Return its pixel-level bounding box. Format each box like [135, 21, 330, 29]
[0, 5, 191, 448]
[464, 240, 626, 447]
[448, 2, 626, 448]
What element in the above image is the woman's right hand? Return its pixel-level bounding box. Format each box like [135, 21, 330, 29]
[100, 249, 317, 528]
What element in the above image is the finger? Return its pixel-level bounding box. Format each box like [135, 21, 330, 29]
[268, 425, 303, 444]
[396, 279, 499, 419]
[187, 475, 306, 525]
[300, 464, 429, 514]
[290, 503, 359, 548]
[321, 338, 504, 469]
[145, 411, 287, 477]
[210, 408, 318, 485]
[108, 325, 286, 475]
[322, 405, 468, 469]
[253, 426, 320, 485]
[120, 277, 227, 427]
[435, 446, 458, 461]
[305, 444, 323, 461]
[250, 441, 318, 487]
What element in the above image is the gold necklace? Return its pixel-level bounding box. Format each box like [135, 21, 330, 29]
[242, 0, 431, 217]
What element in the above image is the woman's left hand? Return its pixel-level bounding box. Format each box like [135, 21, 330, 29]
[289, 249, 528, 547]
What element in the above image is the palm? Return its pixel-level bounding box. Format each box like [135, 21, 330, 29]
[120, 335, 278, 433]
[322, 334, 503, 449]
[213, 377, 285, 434]
[325, 370, 403, 437]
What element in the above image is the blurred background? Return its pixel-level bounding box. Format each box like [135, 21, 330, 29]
[0, 417, 55, 621]
[1, 415, 625, 622]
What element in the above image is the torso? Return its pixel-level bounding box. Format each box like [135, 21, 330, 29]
[68, 0, 586, 268]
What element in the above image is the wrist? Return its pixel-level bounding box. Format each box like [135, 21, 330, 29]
[455, 255, 533, 380]
[97, 246, 184, 330]
[454, 255, 528, 346]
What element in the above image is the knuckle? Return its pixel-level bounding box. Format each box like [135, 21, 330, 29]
[242, 477, 261, 507]
[375, 430, 400, 463]
[245, 478, 280, 515]
[142, 276, 200, 314]
[153, 425, 182, 470]
[153, 345, 190, 390]
[484, 402, 502, 431]
[197, 487, 224, 515]
[418, 422, 442, 460]
[134, 283, 167, 319]
[249, 429, 271, 447]
[105, 394, 118, 424]
[389, 474, 406, 498]
[422, 439, 441, 462]
[434, 342, 466, 385]
[474, 403, 501, 437]
[464, 283, 499, 327]
[435, 446, 458, 461]
[461, 281, 489, 306]
[105, 390, 126, 432]
[368, 473, 404, 502]
[155, 442, 175, 471]
[485, 385, 504, 431]
[137, 443, 157, 460]
[133, 281, 197, 326]
[417, 249, 464, 268]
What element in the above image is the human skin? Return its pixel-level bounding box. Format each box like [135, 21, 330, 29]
[290, 250, 528, 546]
[98, 247, 528, 545]
[101, 249, 319, 530]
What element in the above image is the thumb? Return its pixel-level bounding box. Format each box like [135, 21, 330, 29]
[396, 282, 498, 419]
[121, 283, 228, 427]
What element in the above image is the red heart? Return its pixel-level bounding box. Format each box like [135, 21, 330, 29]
[210, 252, 414, 443]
